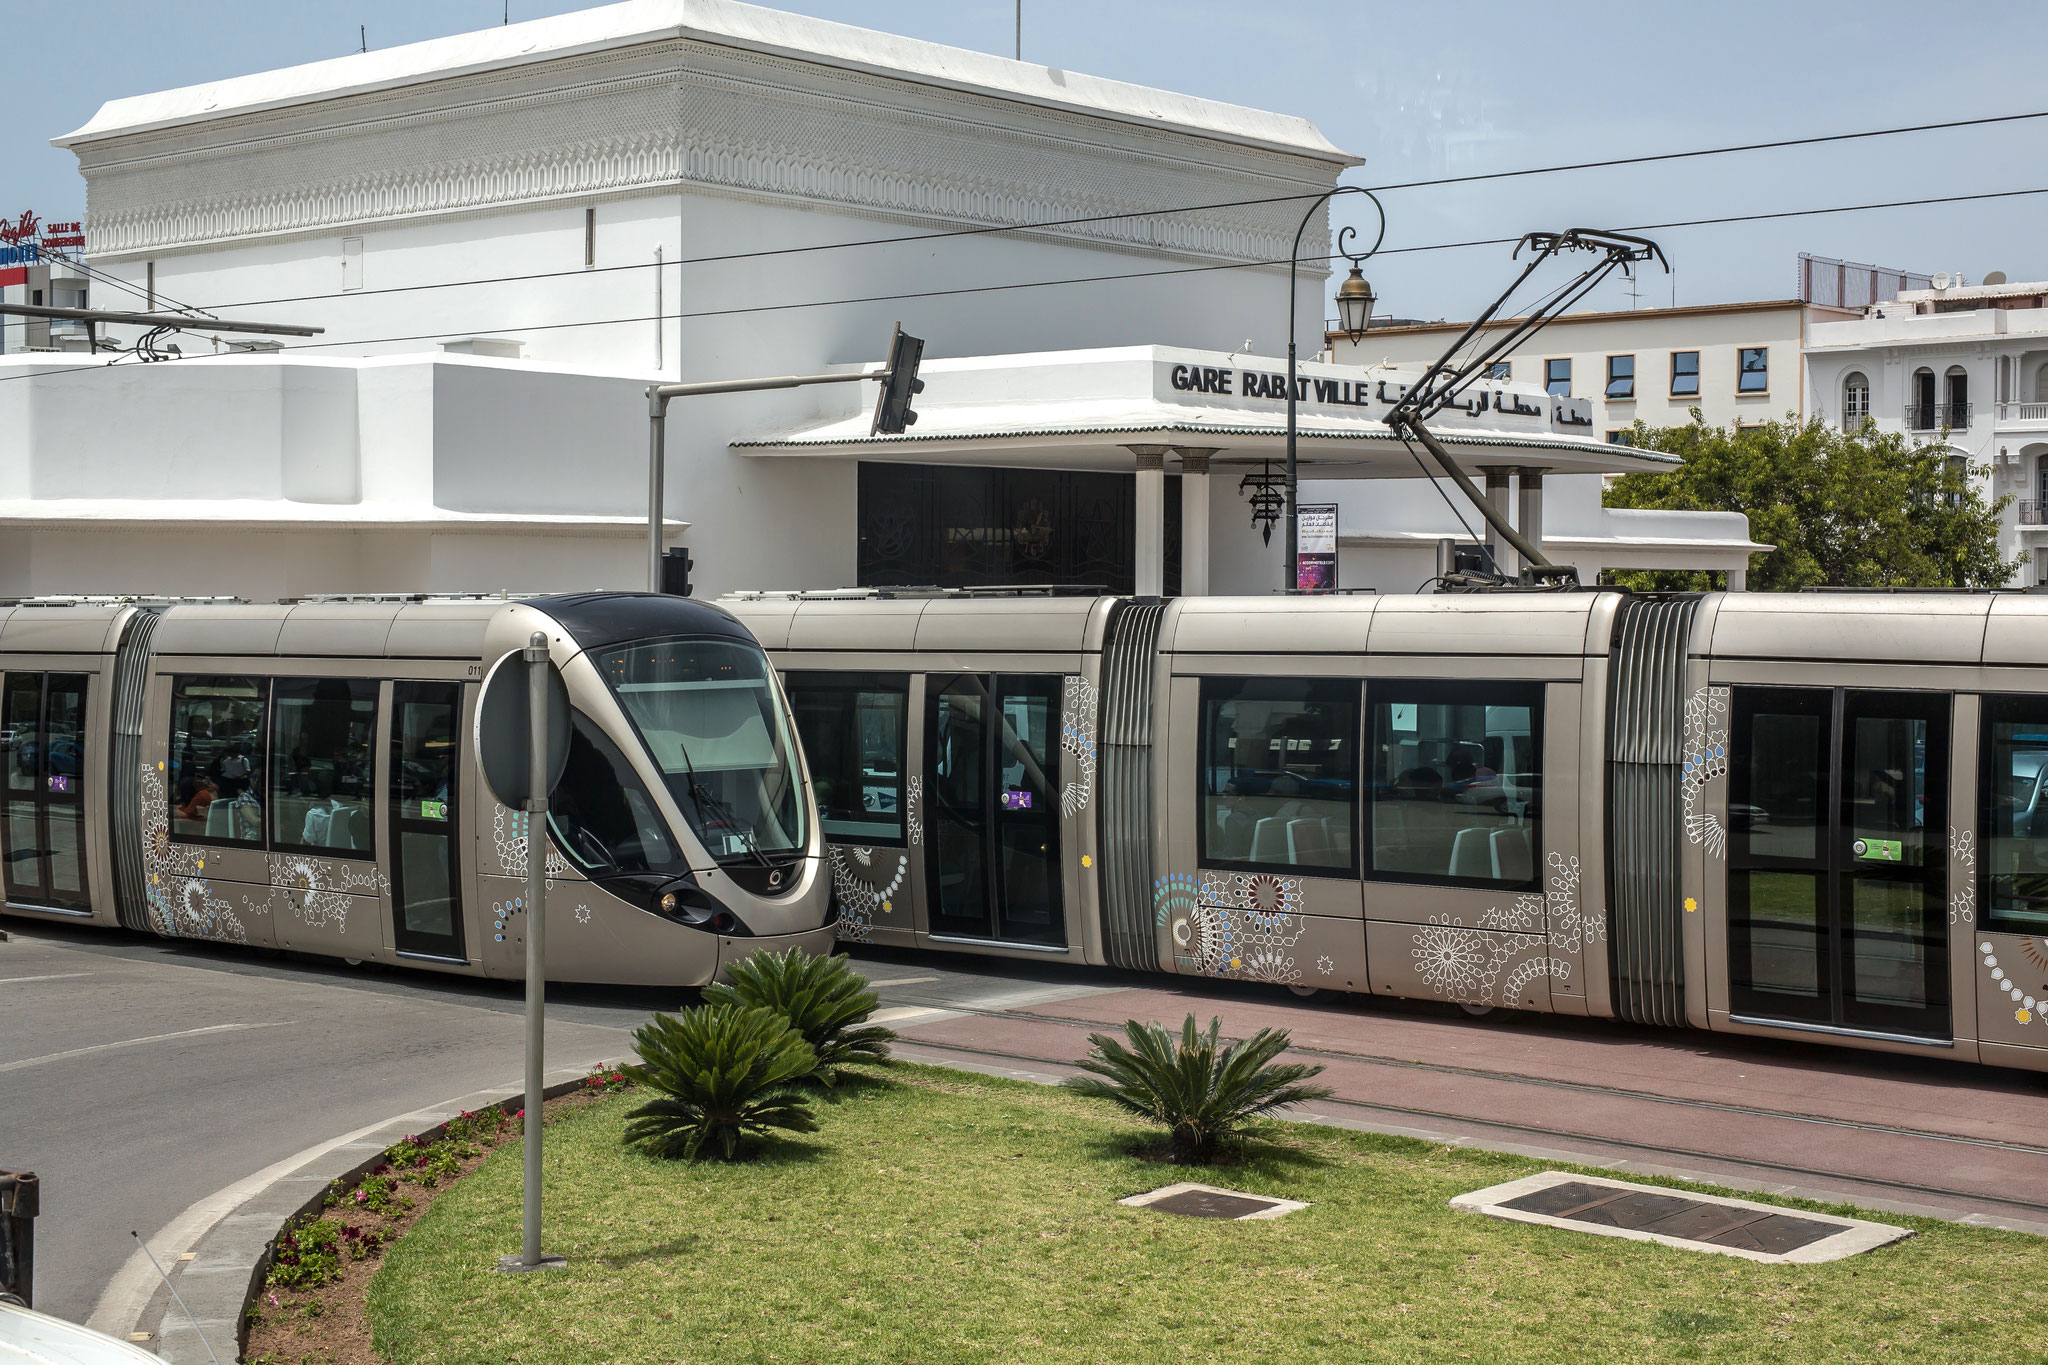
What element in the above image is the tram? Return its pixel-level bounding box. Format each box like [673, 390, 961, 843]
[721, 587, 2048, 1073]
[0, 592, 832, 987]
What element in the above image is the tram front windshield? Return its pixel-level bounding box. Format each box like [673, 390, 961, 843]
[597, 637, 808, 862]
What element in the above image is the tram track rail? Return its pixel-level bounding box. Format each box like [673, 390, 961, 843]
[881, 999, 2048, 1224]
[893, 1031, 2048, 1224]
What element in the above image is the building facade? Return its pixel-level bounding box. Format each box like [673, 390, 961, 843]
[1805, 276, 2048, 586]
[0, 0, 1754, 601]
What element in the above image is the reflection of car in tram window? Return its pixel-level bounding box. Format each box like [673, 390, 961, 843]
[1728, 803, 1771, 830]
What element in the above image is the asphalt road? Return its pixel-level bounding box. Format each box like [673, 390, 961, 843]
[0, 919, 1115, 1325]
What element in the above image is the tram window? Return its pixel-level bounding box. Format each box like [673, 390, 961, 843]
[785, 672, 907, 845]
[598, 638, 808, 862]
[1198, 676, 1357, 875]
[3, 674, 35, 796]
[1366, 680, 1542, 890]
[268, 678, 377, 858]
[169, 676, 268, 846]
[548, 709, 689, 878]
[1981, 696, 2048, 934]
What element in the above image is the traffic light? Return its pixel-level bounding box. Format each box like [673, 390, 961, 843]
[871, 324, 925, 435]
[660, 545, 694, 597]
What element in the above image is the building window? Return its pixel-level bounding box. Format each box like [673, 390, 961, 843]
[341, 237, 364, 292]
[1909, 367, 1937, 430]
[1981, 695, 2048, 935]
[269, 678, 378, 857]
[1945, 366, 1970, 428]
[1366, 680, 1542, 890]
[1605, 430, 1630, 445]
[169, 676, 267, 846]
[1485, 361, 1511, 380]
[1670, 351, 1700, 397]
[1605, 354, 1635, 400]
[785, 672, 908, 845]
[1545, 358, 1571, 397]
[858, 463, 1180, 596]
[1843, 371, 1871, 423]
[1199, 675, 1357, 875]
[1738, 347, 1768, 394]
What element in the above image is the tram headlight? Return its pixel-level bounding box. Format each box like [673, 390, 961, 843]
[660, 891, 679, 915]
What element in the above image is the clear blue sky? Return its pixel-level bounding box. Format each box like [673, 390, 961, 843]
[11, 0, 2045, 321]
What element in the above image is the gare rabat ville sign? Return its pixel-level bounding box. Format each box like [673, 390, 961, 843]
[1164, 355, 1596, 433]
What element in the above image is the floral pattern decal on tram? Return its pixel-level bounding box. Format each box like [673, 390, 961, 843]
[1408, 853, 1585, 1008]
[1950, 825, 1976, 926]
[491, 804, 571, 885]
[139, 761, 254, 945]
[828, 845, 908, 944]
[904, 776, 923, 848]
[1980, 937, 2048, 1027]
[272, 853, 387, 936]
[1059, 675, 1099, 817]
[1155, 872, 1311, 984]
[1683, 686, 1731, 858]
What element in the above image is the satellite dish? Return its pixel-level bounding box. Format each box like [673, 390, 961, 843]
[1931, 271, 1953, 290]
[1984, 270, 2008, 286]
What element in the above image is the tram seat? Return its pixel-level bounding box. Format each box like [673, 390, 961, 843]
[1448, 827, 1492, 879]
[1285, 818, 1329, 865]
[1249, 817, 1288, 864]
[348, 807, 371, 851]
[1448, 825, 1533, 881]
[206, 801, 234, 838]
[1490, 827, 1533, 883]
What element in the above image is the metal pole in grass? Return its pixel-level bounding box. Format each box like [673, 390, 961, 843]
[480, 630, 569, 1275]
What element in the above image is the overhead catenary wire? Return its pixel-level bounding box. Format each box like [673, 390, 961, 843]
[157, 103, 2048, 317]
[15, 176, 2048, 381]
[251, 182, 2048, 353]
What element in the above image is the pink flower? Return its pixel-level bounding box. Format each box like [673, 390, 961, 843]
[354, 1189, 367, 1204]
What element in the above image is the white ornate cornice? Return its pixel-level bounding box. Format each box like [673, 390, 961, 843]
[77, 38, 1338, 266]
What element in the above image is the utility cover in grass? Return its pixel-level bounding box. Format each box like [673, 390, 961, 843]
[1452, 1172, 1912, 1264]
[1119, 1183, 1309, 1220]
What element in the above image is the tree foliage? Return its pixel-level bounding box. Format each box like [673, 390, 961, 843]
[621, 1004, 818, 1161]
[703, 948, 895, 1086]
[1063, 1013, 1332, 1164]
[1603, 416, 2018, 591]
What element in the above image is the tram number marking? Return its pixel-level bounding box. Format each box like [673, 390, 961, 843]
[466, 664, 484, 678]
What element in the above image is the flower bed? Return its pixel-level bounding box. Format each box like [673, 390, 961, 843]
[244, 1067, 626, 1365]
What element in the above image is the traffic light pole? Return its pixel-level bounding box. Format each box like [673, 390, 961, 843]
[643, 329, 922, 591]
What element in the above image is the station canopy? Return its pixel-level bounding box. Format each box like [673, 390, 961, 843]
[733, 345, 1681, 477]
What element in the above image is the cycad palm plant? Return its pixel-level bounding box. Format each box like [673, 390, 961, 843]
[621, 1003, 819, 1161]
[1064, 1013, 1332, 1164]
[703, 948, 895, 1085]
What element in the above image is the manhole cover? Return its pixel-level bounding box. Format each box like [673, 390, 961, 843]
[1454, 1172, 1909, 1264]
[1117, 1182, 1309, 1221]
[1149, 1189, 1281, 1219]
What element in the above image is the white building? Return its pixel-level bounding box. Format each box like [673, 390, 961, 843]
[0, 0, 1746, 600]
[1805, 275, 2048, 586]
[1309, 294, 1835, 589]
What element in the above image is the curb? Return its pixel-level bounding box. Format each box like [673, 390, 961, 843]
[148, 1061, 620, 1365]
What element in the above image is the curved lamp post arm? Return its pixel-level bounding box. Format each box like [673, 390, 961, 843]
[1284, 186, 1385, 594]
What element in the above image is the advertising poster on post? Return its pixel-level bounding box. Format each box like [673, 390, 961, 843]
[1297, 503, 1337, 592]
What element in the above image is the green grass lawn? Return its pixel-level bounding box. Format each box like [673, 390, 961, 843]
[367, 1066, 2044, 1365]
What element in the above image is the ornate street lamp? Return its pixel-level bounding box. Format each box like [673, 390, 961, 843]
[1284, 187, 1384, 592]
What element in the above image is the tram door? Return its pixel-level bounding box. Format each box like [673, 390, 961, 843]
[924, 674, 1064, 946]
[388, 682, 465, 960]
[2, 672, 90, 911]
[1728, 687, 1951, 1038]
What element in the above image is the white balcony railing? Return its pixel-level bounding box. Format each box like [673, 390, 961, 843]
[1997, 402, 2048, 423]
